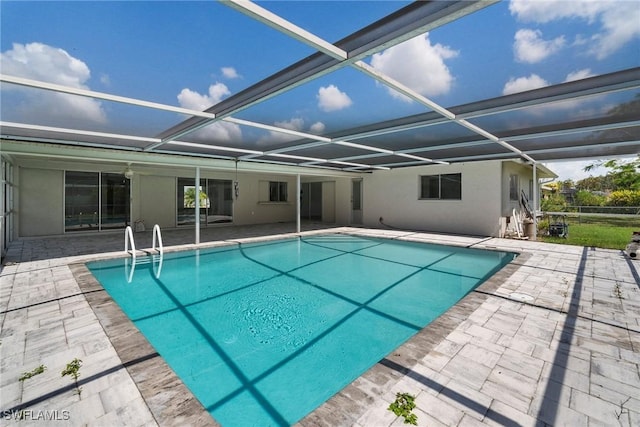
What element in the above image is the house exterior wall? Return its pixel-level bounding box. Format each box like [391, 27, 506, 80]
[9, 154, 354, 238]
[18, 167, 64, 237]
[138, 175, 176, 229]
[362, 161, 504, 237]
[9, 148, 544, 240]
[501, 161, 535, 217]
[233, 173, 296, 225]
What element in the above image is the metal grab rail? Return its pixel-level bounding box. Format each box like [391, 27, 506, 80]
[152, 224, 163, 255]
[124, 225, 164, 283]
[124, 225, 136, 261]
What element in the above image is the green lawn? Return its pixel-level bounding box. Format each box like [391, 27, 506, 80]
[539, 215, 640, 250]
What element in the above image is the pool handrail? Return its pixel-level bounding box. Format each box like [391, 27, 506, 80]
[124, 225, 136, 261]
[152, 224, 164, 255]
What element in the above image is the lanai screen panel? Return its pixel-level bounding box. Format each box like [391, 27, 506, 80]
[1, 1, 638, 169]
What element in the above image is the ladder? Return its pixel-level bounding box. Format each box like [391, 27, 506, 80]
[124, 224, 164, 283]
[152, 224, 164, 255]
[124, 225, 136, 261]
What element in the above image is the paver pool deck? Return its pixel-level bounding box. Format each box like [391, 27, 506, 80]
[1, 224, 638, 426]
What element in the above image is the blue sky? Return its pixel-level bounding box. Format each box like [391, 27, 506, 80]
[1, 0, 639, 180]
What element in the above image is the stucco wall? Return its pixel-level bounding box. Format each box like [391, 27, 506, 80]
[231, 173, 296, 225]
[362, 161, 504, 237]
[18, 167, 64, 237]
[138, 175, 177, 229]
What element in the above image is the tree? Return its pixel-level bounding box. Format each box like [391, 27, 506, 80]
[584, 156, 640, 191]
[575, 175, 613, 192]
[559, 179, 575, 190]
[184, 187, 209, 208]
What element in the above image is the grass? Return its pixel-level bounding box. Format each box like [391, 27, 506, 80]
[539, 215, 640, 250]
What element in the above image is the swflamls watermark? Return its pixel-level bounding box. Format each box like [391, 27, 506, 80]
[1, 409, 70, 421]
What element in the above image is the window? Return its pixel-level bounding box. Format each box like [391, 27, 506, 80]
[2, 157, 15, 258]
[269, 181, 288, 202]
[65, 171, 130, 232]
[529, 179, 534, 202]
[509, 175, 519, 201]
[420, 173, 461, 200]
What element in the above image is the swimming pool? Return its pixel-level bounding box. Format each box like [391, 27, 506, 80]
[87, 234, 515, 426]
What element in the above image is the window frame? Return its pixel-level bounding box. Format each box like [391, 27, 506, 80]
[509, 174, 519, 201]
[419, 173, 462, 200]
[269, 181, 288, 202]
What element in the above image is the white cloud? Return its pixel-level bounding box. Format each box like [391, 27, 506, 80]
[189, 119, 242, 142]
[514, 29, 565, 63]
[369, 33, 458, 101]
[177, 83, 241, 142]
[503, 70, 598, 113]
[317, 84, 352, 112]
[310, 121, 326, 134]
[258, 118, 327, 144]
[509, 0, 640, 59]
[564, 68, 594, 82]
[502, 74, 548, 95]
[510, 0, 602, 23]
[0, 42, 106, 125]
[258, 117, 305, 144]
[177, 82, 230, 111]
[274, 117, 304, 132]
[221, 67, 240, 79]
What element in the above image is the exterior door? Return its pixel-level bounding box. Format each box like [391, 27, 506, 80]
[351, 179, 362, 225]
[301, 182, 322, 220]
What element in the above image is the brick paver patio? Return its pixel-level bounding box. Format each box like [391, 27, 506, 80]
[1, 224, 638, 426]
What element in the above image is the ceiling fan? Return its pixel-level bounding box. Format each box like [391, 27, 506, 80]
[123, 165, 134, 180]
[121, 163, 156, 179]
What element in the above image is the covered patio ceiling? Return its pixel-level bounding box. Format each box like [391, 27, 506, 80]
[1, 0, 639, 172]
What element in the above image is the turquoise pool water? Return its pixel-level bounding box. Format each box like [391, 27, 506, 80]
[87, 234, 515, 426]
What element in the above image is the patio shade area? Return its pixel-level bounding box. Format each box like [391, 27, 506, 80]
[1, 1, 639, 170]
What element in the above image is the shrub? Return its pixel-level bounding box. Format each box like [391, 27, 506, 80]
[541, 193, 567, 212]
[606, 190, 640, 207]
[537, 218, 549, 235]
[574, 190, 605, 206]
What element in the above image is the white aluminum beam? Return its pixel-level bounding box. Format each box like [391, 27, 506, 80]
[166, 140, 263, 155]
[224, 0, 347, 60]
[159, 1, 496, 147]
[1, 121, 159, 144]
[0, 74, 217, 120]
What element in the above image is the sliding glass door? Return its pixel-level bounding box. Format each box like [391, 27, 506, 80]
[207, 179, 233, 223]
[177, 178, 233, 226]
[65, 171, 130, 232]
[1, 157, 14, 260]
[101, 173, 130, 230]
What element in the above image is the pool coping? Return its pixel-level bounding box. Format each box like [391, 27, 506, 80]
[72, 231, 528, 426]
